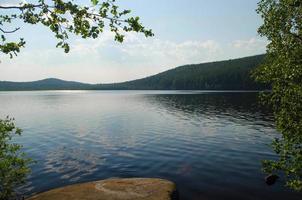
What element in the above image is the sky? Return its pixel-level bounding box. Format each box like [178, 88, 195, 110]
[0, 0, 267, 83]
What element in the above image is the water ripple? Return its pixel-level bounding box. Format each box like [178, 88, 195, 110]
[0, 91, 300, 200]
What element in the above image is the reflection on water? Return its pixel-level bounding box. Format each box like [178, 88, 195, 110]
[44, 146, 105, 182]
[150, 93, 272, 120]
[0, 91, 300, 200]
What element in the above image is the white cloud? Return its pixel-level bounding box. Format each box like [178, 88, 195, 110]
[120, 37, 221, 64]
[72, 31, 116, 54]
[71, 31, 223, 68]
[231, 37, 267, 52]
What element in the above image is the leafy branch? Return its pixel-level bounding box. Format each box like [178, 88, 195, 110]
[254, 0, 302, 191]
[0, 0, 154, 58]
[0, 117, 33, 200]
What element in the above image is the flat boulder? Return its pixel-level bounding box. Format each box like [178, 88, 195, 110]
[27, 178, 177, 200]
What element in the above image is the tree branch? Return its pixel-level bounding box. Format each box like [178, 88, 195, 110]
[87, 13, 127, 23]
[0, 4, 42, 10]
[0, 27, 20, 33]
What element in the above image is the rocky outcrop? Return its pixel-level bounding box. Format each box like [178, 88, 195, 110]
[27, 178, 178, 200]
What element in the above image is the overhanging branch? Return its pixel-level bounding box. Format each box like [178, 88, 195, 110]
[0, 4, 42, 10]
[0, 27, 20, 33]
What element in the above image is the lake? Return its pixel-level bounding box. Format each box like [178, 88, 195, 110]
[0, 91, 301, 200]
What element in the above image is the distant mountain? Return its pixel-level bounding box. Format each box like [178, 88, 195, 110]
[94, 54, 267, 90]
[0, 54, 268, 91]
[0, 78, 92, 91]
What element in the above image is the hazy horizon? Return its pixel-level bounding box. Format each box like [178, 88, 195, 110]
[1, 54, 264, 84]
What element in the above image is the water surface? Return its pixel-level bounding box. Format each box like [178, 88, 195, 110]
[0, 91, 300, 200]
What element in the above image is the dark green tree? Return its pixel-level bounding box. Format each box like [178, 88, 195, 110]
[0, 117, 33, 200]
[254, 0, 302, 191]
[0, 0, 153, 58]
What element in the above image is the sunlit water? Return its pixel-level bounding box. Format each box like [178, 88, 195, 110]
[0, 91, 301, 200]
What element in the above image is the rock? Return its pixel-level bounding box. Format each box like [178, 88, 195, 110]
[265, 174, 279, 185]
[27, 178, 178, 200]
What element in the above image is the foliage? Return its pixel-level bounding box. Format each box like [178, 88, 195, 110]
[0, 117, 32, 200]
[253, 0, 302, 191]
[0, 0, 153, 58]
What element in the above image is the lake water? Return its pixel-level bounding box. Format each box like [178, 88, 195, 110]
[0, 91, 301, 200]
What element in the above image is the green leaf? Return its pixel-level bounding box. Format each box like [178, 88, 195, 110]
[91, 0, 99, 6]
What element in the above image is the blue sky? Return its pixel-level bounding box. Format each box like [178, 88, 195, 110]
[0, 0, 267, 83]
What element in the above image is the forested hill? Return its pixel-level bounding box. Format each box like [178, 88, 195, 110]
[94, 54, 267, 90]
[0, 78, 92, 91]
[0, 54, 268, 91]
